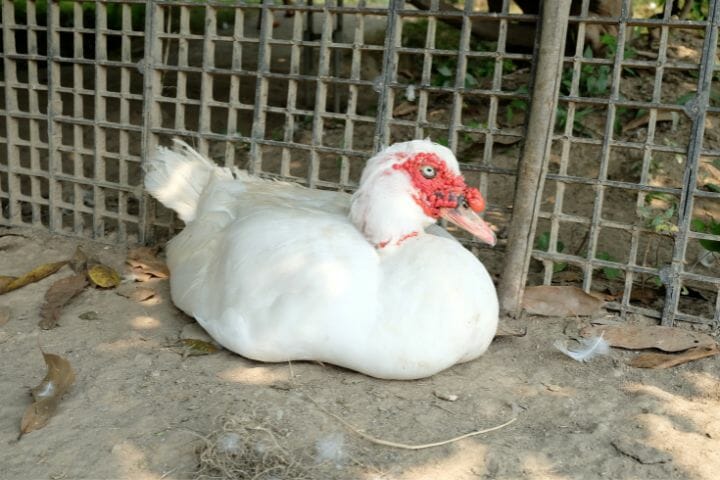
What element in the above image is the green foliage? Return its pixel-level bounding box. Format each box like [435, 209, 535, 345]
[599, 33, 636, 64]
[13, 1, 146, 30]
[560, 36, 635, 100]
[654, 0, 711, 20]
[637, 192, 679, 235]
[403, 20, 516, 89]
[595, 251, 622, 280]
[691, 217, 720, 252]
[535, 232, 567, 273]
[506, 86, 529, 124]
[555, 105, 594, 134]
[462, 119, 486, 142]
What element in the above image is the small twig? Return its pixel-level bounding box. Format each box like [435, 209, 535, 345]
[306, 396, 516, 450]
[159, 467, 178, 479]
[248, 426, 291, 461]
[288, 360, 295, 380]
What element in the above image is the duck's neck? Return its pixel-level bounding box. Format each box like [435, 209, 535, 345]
[349, 171, 433, 248]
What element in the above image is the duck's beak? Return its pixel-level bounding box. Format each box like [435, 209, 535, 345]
[441, 206, 496, 246]
[439, 189, 496, 246]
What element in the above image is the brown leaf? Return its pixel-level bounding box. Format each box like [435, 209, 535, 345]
[69, 246, 89, 274]
[630, 287, 659, 306]
[0, 306, 10, 326]
[129, 269, 154, 282]
[87, 264, 121, 288]
[177, 338, 219, 356]
[0, 275, 17, 291]
[552, 270, 584, 283]
[116, 284, 156, 302]
[20, 352, 76, 437]
[0, 261, 67, 295]
[126, 247, 169, 279]
[622, 111, 677, 133]
[393, 102, 418, 117]
[522, 286, 605, 317]
[20, 398, 58, 437]
[495, 325, 527, 338]
[580, 325, 716, 352]
[629, 345, 720, 369]
[39, 273, 89, 330]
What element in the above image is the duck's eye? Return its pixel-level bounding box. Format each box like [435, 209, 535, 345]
[420, 165, 436, 179]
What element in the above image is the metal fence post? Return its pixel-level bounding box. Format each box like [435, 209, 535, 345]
[373, 0, 403, 152]
[497, 0, 573, 316]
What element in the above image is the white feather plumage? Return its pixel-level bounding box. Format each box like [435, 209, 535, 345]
[144, 139, 499, 379]
[554, 335, 610, 362]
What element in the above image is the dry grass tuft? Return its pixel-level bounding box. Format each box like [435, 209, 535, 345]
[194, 416, 315, 480]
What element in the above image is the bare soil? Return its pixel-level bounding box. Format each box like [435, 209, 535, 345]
[1, 228, 720, 480]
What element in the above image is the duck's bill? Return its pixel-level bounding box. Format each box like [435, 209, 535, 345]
[441, 206, 497, 246]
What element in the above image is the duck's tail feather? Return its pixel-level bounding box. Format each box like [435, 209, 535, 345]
[144, 139, 233, 223]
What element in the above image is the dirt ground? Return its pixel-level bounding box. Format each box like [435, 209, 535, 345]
[1, 227, 719, 480]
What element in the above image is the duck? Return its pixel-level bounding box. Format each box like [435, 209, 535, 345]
[144, 139, 499, 379]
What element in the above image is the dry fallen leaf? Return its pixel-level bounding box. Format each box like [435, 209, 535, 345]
[177, 338, 220, 357]
[495, 325, 527, 338]
[0, 261, 67, 295]
[116, 284, 156, 302]
[87, 264, 121, 288]
[69, 246, 89, 274]
[20, 352, 76, 438]
[393, 102, 418, 117]
[622, 111, 677, 133]
[629, 345, 720, 369]
[580, 324, 716, 352]
[0, 275, 17, 291]
[39, 273, 89, 330]
[522, 286, 605, 317]
[630, 287, 660, 306]
[126, 247, 169, 280]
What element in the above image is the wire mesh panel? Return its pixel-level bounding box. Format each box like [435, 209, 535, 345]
[140, 0, 538, 261]
[2, 0, 51, 230]
[533, 0, 720, 328]
[1, 0, 146, 243]
[1, 0, 718, 327]
[374, 0, 537, 267]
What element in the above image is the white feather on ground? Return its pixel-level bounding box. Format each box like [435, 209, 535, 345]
[554, 335, 611, 362]
[315, 433, 345, 466]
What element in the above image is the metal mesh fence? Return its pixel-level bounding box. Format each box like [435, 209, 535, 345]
[534, 0, 720, 328]
[1, 0, 718, 329]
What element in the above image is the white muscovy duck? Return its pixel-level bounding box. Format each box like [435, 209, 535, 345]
[144, 139, 498, 379]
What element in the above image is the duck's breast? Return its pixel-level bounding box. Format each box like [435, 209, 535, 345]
[369, 235, 498, 378]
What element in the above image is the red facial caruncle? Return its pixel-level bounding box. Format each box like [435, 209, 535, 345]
[392, 152, 486, 218]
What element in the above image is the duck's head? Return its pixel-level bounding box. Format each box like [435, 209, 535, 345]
[350, 140, 496, 248]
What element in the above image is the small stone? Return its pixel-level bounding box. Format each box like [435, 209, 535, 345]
[434, 391, 459, 402]
[79, 311, 100, 321]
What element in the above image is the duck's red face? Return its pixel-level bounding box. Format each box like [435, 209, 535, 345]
[394, 152, 496, 246]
